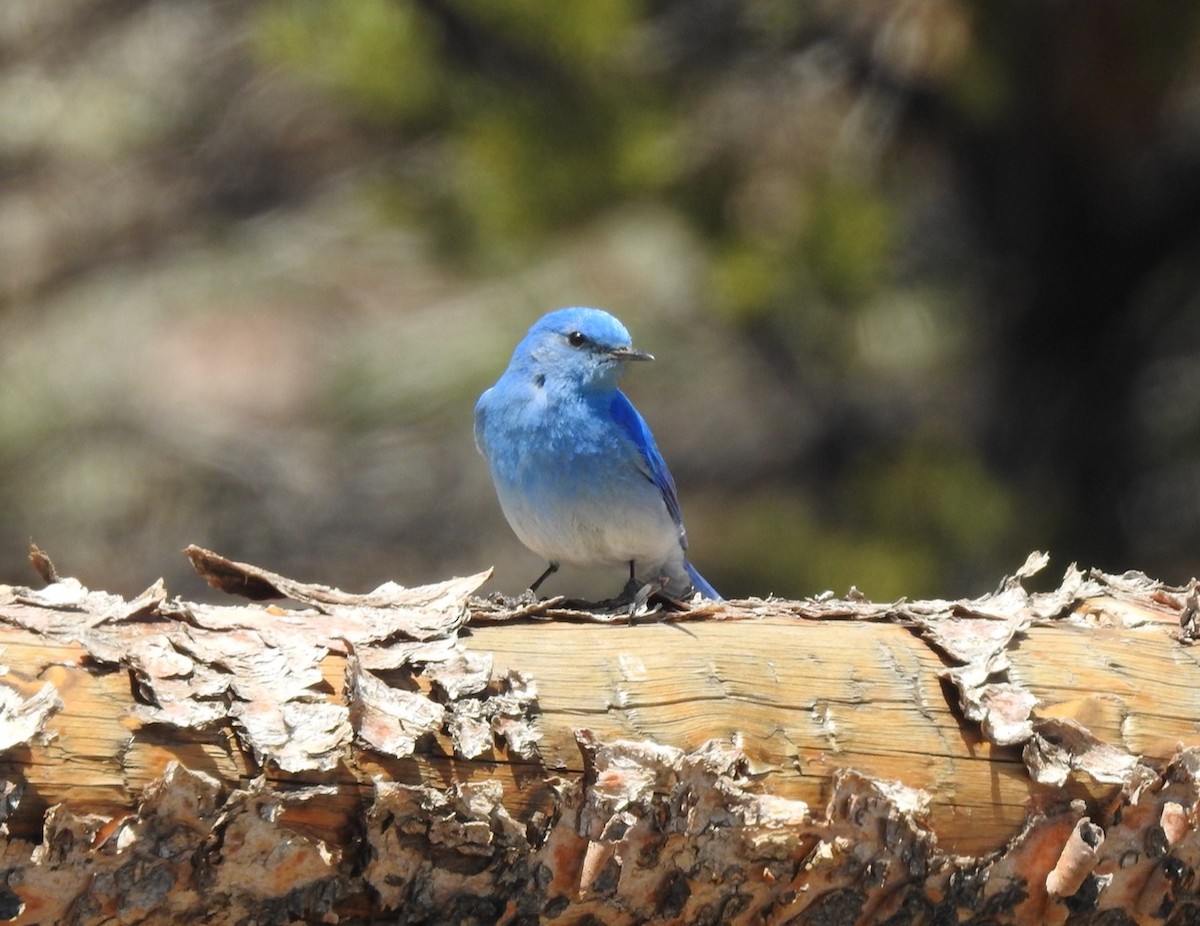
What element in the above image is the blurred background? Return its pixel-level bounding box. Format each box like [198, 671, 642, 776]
[2, 0, 1200, 603]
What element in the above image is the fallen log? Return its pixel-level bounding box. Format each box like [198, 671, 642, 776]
[0, 546, 1195, 924]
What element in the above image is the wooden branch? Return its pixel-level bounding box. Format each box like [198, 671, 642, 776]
[0, 546, 1195, 923]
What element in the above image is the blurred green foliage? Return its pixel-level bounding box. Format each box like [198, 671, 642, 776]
[256, 0, 676, 263]
[256, 0, 444, 124]
[805, 180, 893, 307]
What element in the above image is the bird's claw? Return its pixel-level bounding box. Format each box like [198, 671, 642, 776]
[628, 578, 667, 617]
[561, 577, 666, 618]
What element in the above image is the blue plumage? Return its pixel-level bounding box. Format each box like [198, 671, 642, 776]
[475, 307, 719, 600]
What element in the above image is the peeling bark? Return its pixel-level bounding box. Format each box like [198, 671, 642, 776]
[0, 546, 1194, 922]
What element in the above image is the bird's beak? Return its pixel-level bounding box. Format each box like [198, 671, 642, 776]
[609, 345, 654, 362]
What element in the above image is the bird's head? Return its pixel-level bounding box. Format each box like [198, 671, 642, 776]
[513, 307, 653, 391]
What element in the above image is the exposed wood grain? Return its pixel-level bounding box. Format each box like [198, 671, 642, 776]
[415, 609, 1196, 855]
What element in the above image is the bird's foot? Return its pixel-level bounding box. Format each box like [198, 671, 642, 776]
[541, 577, 697, 619]
[485, 588, 543, 609]
[617, 574, 642, 602]
[559, 577, 664, 618]
[586, 577, 671, 619]
[626, 578, 667, 617]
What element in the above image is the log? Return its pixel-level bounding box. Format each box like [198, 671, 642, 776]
[0, 546, 1196, 924]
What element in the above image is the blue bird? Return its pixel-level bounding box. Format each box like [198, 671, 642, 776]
[474, 307, 719, 602]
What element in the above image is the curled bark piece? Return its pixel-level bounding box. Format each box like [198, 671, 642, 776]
[421, 648, 493, 699]
[185, 544, 488, 616]
[1045, 817, 1105, 898]
[578, 837, 619, 896]
[978, 682, 1040, 745]
[0, 680, 60, 752]
[344, 654, 445, 758]
[1159, 801, 1187, 847]
[443, 667, 540, 760]
[184, 545, 287, 600]
[1179, 580, 1200, 643]
[26, 542, 58, 585]
[1024, 717, 1144, 787]
[447, 700, 493, 758]
[185, 545, 489, 648]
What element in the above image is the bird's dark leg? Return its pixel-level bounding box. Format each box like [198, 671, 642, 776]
[528, 562, 559, 594]
[619, 561, 667, 615]
[620, 561, 641, 599]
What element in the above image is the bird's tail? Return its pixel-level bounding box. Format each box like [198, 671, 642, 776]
[686, 562, 722, 601]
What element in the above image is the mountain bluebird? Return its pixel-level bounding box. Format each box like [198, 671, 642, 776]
[474, 307, 719, 601]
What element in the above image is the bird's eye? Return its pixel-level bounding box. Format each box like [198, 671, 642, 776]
[567, 331, 588, 348]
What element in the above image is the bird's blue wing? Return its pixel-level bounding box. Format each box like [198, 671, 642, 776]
[608, 391, 683, 528]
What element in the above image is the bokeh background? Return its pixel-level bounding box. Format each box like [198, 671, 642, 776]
[3, 0, 1200, 602]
